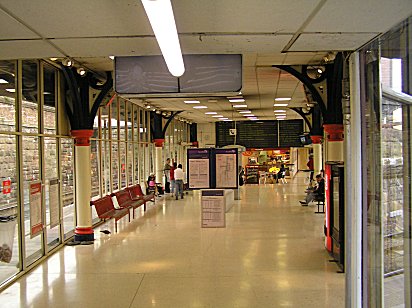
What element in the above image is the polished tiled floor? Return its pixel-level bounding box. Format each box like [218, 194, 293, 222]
[0, 173, 345, 307]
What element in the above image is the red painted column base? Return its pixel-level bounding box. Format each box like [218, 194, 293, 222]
[71, 129, 94, 146]
[74, 227, 94, 242]
[192, 141, 199, 147]
[310, 135, 323, 144]
[153, 138, 165, 147]
[323, 124, 344, 141]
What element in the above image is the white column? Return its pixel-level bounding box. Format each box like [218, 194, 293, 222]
[71, 130, 94, 242]
[75, 146, 92, 228]
[346, 52, 362, 308]
[313, 142, 322, 176]
[155, 144, 163, 185]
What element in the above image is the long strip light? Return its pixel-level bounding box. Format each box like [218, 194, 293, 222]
[141, 0, 185, 77]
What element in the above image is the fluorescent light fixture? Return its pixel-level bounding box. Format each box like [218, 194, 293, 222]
[184, 100, 200, 104]
[212, 115, 223, 118]
[5, 88, 15, 93]
[274, 103, 288, 107]
[223, 119, 233, 122]
[220, 117, 229, 120]
[109, 55, 115, 60]
[141, 0, 185, 77]
[233, 104, 247, 108]
[249, 118, 259, 121]
[277, 118, 285, 120]
[205, 112, 217, 115]
[275, 97, 291, 101]
[0, 79, 8, 84]
[228, 98, 245, 103]
[193, 105, 208, 109]
[239, 110, 251, 114]
[244, 114, 255, 117]
[276, 116, 286, 119]
[274, 110, 286, 113]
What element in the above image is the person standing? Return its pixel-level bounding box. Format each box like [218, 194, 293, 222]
[164, 158, 171, 193]
[174, 164, 184, 200]
[170, 162, 177, 195]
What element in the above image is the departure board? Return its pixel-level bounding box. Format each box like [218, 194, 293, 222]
[278, 120, 304, 147]
[216, 120, 304, 148]
[238, 121, 277, 148]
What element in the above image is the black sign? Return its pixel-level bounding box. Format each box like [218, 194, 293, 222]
[278, 120, 304, 147]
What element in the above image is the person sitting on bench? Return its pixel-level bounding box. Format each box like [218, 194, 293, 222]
[300, 174, 324, 206]
[147, 173, 157, 196]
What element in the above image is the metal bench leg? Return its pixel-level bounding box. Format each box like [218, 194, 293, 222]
[314, 201, 325, 214]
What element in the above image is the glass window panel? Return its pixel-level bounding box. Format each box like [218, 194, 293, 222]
[112, 141, 119, 191]
[119, 141, 126, 189]
[0, 60, 16, 132]
[22, 60, 39, 134]
[0, 134, 19, 281]
[140, 110, 145, 142]
[119, 99, 126, 140]
[127, 102, 133, 141]
[22, 136, 42, 265]
[43, 64, 57, 135]
[134, 143, 139, 183]
[90, 140, 100, 221]
[101, 105, 110, 141]
[127, 142, 133, 186]
[111, 99, 118, 140]
[60, 138, 74, 238]
[44, 137, 60, 249]
[102, 140, 111, 195]
[133, 105, 139, 143]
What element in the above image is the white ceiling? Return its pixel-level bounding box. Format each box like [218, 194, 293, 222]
[0, 0, 411, 123]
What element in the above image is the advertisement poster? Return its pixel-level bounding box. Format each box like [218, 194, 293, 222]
[29, 181, 43, 237]
[49, 178, 60, 228]
[188, 149, 210, 189]
[201, 190, 225, 228]
[2, 179, 11, 194]
[215, 149, 237, 188]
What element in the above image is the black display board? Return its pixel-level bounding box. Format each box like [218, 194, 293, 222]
[216, 120, 304, 148]
[278, 120, 304, 147]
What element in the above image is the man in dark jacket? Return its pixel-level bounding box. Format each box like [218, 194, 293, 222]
[300, 174, 324, 206]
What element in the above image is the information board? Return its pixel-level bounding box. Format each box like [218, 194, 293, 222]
[278, 120, 304, 147]
[201, 190, 225, 228]
[215, 148, 238, 189]
[187, 149, 211, 189]
[29, 181, 43, 237]
[49, 178, 60, 228]
[216, 120, 304, 148]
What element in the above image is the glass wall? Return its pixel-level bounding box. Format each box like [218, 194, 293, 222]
[0, 59, 155, 288]
[360, 17, 412, 308]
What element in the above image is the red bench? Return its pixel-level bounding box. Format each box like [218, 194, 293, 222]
[112, 189, 146, 218]
[127, 184, 155, 204]
[90, 195, 130, 232]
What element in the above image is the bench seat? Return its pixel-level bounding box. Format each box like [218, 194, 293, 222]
[90, 195, 130, 232]
[112, 189, 146, 218]
[127, 184, 155, 203]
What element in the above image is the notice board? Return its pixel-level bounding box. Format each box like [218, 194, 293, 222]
[201, 190, 225, 228]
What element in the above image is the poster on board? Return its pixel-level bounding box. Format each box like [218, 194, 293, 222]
[29, 181, 43, 238]
[201, 190, 225, 228]
[187, 149, 210, 189]
[215, 148, 238, 189]
[49, 178, 60, 228]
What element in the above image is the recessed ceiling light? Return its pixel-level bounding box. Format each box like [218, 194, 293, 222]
[193, 105, 208, 109]
[274, 103, 288, 107]
[274, 110, 286, 113]
[0, 79, 8, 84]
[233, 104, 247, 108]
[275, 98, 291, 101]
[184, 100, 200, 104]
[239, 110, 251, 114]
[229, 98, 245, 103]
[205, 112, 217, 115]
[5, 88, 15, 93]
[212, 115, 223, 118]
[109, 55, 115, 60]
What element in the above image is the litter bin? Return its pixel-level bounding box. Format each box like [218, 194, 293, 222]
[0, 215, 17, 263]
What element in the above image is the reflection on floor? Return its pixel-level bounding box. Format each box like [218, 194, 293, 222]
[0, 173, 345, 307]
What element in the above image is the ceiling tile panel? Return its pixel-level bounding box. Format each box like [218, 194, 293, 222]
[0, 9, 39, 39]
[289, 33, 378, 51]
[0, 40, 64, 59]
[306, 0, 412, 33]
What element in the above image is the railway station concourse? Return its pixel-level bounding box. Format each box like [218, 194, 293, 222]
[0, 1, 411, 307]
